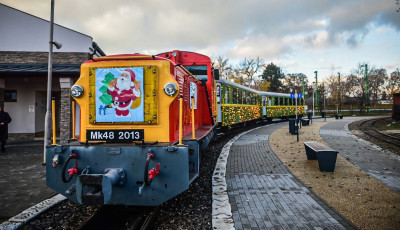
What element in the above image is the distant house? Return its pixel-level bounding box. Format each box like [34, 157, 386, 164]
[0, 4, 105, 142]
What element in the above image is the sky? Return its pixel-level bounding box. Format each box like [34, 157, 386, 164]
[1, 0, 400, 83]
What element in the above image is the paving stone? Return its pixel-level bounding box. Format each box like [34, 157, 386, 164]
[0, 144, 57, 220]
[320, 118, 400, 193]
[225, 123, 353, 230]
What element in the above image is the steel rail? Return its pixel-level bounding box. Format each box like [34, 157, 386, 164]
[358, 117, 400, 148]
[77, 206, 158, 230]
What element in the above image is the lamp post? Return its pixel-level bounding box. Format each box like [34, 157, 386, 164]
[44, 0, 62, 164]
[361, 64, 369, 113]
[312, 82, 315, 117]
[322, 83, 326, 122]
[314, 71, 318, 112]
[302, 75, 305, 105]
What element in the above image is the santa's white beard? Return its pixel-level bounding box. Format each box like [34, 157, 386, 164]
[116, 77, 131, 91]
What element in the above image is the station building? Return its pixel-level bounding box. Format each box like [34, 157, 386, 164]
[0, 4, 105, 143]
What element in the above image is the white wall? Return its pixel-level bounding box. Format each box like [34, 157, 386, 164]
[4, 77, 60, 134]
[0, 4, 93, 53]
[35, 91, 47, 133]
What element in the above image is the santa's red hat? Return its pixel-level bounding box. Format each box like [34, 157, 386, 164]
[121, 69, 136, 82]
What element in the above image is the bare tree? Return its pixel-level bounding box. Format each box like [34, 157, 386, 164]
[239, 57, 264, 87]
[324, 75, 340, 106]
[368, 68, 387, 105]
[343, 73, 363, 112]
[386, 68, 400, 99]
[213, 55, 232, 79]
[284, 73, 307, 94]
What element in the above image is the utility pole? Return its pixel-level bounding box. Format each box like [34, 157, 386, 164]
[338, 72, 341, 113]
[44, 0, 56, 164]
[363, 64, 369, 112]
[312, 82, 315, 117]
[295, 89, 299, 142]
[302, 75, 305, 105]
[314, 71, 319, 112]
[44, 0, 62, 164]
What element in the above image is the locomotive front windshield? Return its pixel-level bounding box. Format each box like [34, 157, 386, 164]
[184, 65, 208, 81]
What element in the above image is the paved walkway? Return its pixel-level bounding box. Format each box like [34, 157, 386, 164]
[213, 122, 356, 230]
[320, 117, 400, 193]
[0, 143, 57, 222]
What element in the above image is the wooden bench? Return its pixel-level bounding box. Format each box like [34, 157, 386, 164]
[335, 114, 343, 119]
[301, 118, 310, 126]
[303, 142, 339, 172]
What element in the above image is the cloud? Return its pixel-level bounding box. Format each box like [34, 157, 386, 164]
[1, 0, 399, 74]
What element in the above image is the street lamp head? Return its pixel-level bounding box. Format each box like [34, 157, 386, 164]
[52, 41, 62, 49]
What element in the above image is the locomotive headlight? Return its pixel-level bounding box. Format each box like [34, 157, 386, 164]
[163, 83, 178, 96]
[71, 85, 84, 98]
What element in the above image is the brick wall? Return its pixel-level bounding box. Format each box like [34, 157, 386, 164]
[60, 88, 71, 144]
[0, 51, 90, 64]
[0, 51, 89, 143]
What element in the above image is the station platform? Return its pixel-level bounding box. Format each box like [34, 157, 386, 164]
[212, 117, 400, 230]
[0, 143, 57, 222]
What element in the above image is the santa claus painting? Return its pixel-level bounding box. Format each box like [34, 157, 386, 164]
[107, 69, 141, 117]
[95, 67, 144, 122]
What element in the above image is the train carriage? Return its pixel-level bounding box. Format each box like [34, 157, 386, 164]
[259, 91, 305, 121]
[216, 79, 261, 127]
[46, 51, 216, 206]
[216, 78, 305, 128]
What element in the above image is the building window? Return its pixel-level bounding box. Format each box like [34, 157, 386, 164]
[4, 90, 17, 102]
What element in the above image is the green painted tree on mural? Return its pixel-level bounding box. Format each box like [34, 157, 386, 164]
[98, 72, 115, 105]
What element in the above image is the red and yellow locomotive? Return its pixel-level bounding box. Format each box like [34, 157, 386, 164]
[46, 51, 217, 206]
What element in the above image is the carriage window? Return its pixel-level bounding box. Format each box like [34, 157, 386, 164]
[238, 89, 242, 104]
[225, 86, 230, 104]
[183, 65, 208, 81]
[232, 88, 237, 104]
[242, 91, 246, 104]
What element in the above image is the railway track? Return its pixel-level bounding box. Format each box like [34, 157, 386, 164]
[359, 117, 400, 148]
[77, 206, 158, 230]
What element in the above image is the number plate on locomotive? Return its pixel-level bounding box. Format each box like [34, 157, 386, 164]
[87, 130, 144, 142]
